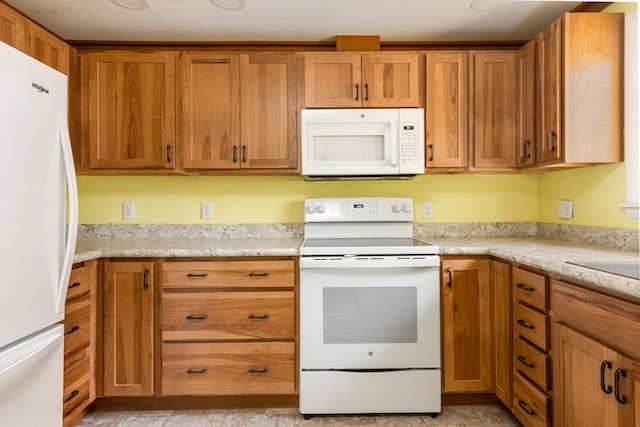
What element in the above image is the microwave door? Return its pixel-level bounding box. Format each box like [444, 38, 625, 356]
[303, 122, 398, 175]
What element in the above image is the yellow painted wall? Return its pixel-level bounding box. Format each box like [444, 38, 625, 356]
[77, 174, 539, 224]
[538, 164, 638, 229]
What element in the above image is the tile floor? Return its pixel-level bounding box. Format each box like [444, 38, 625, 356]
[76, 405, 521, 426]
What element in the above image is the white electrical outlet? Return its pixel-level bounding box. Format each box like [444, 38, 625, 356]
[201, 201, 213, 220]
[422, 201, 433, 219]
[123, 202, 135, 220]
[558, 199, 574, 219]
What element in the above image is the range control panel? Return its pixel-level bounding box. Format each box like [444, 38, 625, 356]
[304, 197, 414, 223]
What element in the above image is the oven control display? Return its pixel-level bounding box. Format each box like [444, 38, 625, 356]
[341, 202, 377, 215]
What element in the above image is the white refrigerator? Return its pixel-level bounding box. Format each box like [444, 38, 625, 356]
[0, 42, 78, 426]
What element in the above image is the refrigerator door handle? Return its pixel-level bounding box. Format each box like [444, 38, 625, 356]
[0, 329, 63, 386]
[55, 113, 78, 315]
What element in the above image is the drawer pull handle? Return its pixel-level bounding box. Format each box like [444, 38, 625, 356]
[446, 267, 453, 288]
[248, 368, 270, 374]
[186, 314, 208, 320]
[65, 325, 80, 336]
[516, 283, 535, 292]
[517, 355, 535, 368]
[248, 314, 270, 320]
[63, 389, 79, 404]
[143, 269, 149, 290]
[186, 368, 208, 374]
[248, 272, 269, 278]
[600, 360, 613, 394]
[614, 368, 628, 404]
[187, 273, 208, 278]
[68, 282, 81, 289]
[516, 319, 535, 330]
[517, 400, 536, 416]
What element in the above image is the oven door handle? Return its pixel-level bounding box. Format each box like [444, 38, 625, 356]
[300, 256, 440, 269]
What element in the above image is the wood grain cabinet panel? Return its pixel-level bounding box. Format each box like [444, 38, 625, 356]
[516, 40, 536, 168]
[441, 257, 492, 392]
[83, 51, 177, 169]
[425, 51, 468, 171]
[25, 21, 69, 75]
[181, 52, 298, 171]
[470, 51, 517, 171]
[162, 342, 295, 396]
[491, 259, 512, 408]
[304, 52, 419, 108]
[103, 260, 155, 396]
[512, 267, 548, 312]
[162, 291, 295, 341]
[0, 2, 25, 51]
[536, 13, 623, 167]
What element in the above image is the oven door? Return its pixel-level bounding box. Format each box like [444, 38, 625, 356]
[299, 255, 440, 370]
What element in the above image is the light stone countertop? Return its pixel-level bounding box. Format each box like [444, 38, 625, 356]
[74, 236, 639, 302]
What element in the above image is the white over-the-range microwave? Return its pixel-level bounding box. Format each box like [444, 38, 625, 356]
[300, 108, 425, 179]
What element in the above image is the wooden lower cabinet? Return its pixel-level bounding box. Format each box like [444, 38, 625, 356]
[63, 260, 98, 427]
[552, 279, 638, 426]
[102, 259, 155, 396]
[490, 259, 512, 407]
[441, 257, 492, 392]
[162, 342, 295, 395]
[160, 258, 297, 397]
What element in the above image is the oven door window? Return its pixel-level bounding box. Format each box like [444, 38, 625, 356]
[323, 287, 417, 344]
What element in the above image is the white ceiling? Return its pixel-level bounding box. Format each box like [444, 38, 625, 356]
[6, 0, 603, 43]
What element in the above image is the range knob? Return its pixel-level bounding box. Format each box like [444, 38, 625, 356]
[316, 205, 326, 214]
[306, 206, 316, 214]
[391, 205, 400, 213]
[401, 204, 411, 214]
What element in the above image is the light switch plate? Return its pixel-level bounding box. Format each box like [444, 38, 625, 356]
[558, 199, 573, 219]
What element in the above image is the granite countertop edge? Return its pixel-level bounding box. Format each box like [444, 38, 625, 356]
[74, 236, 640, 302]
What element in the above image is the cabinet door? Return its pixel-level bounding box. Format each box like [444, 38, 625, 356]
[516, 40, 536, 168]
[442, 258, 492, 392]
[537, 19, 562, 164]
[240, 53, 298, 169]
[85, 51, 176, 169]
[362, 52, 419, 107]
[491, 259, 512, 408]
[554, 324, 634, 426]
[25, 21, 69, 75]
[470, 51, 517, 170]
[304, 52, 361, 108]
[425, 51, 468, 170]
[181, 53, 240, 169]
[103, 260, 154, 396]
[0, 2, 25, 52]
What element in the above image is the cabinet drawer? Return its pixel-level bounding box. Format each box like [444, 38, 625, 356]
[162, 291, 295, 340]
[162, 342, 295, 395]
[63, 350, 90, 417]
[513, 372, 550, 427]
[513, 337, 551, 391]
[162, 260, 295, 289]
[67, 263, 95, 301]
[513, 267, 548, 311]
[513, 302, 549, 351]
[63, 294, 90, 356]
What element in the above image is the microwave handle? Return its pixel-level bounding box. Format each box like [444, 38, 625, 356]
[390, 123, 398, 166]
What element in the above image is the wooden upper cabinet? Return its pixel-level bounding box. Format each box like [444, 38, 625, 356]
[240, 53, 298, 169]
[25, 21, 69, 75]
[470, 50, 517, 171]
[0, 2, 26, 52]
[425, 51, 468, 171]
[181, 53, 239, 169]
[516, 40, 536, 168]
[536, 13, 623, 167]
[83, 51, 177, 169]
[304, 52, 419, 108]
[182, 52, 298, 170]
